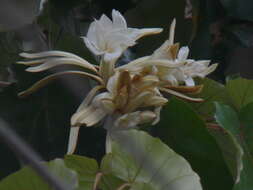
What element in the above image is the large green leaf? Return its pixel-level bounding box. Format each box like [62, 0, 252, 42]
[189, 77, 253, 119]
[220, 0, 253, 21]
[213, 103, 243, 184]
[0, 159, 78, 190]
[64, 155, 98, 190]
[226, 78, 253, 110]
[190, 78, 230, 118]
[64, 154, 124, 190]
[154, 98, 233, 190]
[215, 102, 253, 189]
[102, 129, 202, 190]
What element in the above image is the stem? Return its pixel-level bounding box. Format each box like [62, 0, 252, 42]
[0, 119, 72, 190]
[92, 172, 103, 190]
[103, 116, 115, 154]
[105, 132, 112, 154]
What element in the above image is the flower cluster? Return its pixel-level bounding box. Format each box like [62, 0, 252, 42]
[17, 10, 217, 154]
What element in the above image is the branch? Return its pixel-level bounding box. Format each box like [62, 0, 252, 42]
[0, 119, 73, 190]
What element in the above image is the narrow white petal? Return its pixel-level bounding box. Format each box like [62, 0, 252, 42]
[205, 63, 218, 75]
[86, 22, 97, 43]
[169, 19, 176, 45]
[106, 71, 120, 95]
[17, 58, 49, 65]
[112, 9, 127, 29]
[134, 28, 163, 40]
[160, 87, 203, 102]
[26, 57, 97, 73]
[82, 108, 107, 127]
[99, 15, 113, 30]
[82, 37, 103, 56]
[178, 46, 189, 61]
[185, 77, 195, 86]
[20, 51, 87, 63]
[18, 71, 103, 98]
[152, 106, 162, 125]
[77, 85, 104, 112]
[67, 127, 80, 154]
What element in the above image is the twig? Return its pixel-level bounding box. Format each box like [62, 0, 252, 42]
[116, 183, 131, 190]
[0, 119, 72, 190]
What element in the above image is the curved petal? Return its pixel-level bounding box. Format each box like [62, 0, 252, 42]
[82, 37, 103, 56]
[20, 51, 88, 63]
[152, 106, 162, 125]
[160, 87, 204, 102]
[130, 28, 163, 40]
[76, 85, 104, 112]
[25, 57, 98, 73]
[18, 71, 103, 98]
[177, 46, 189, 61]
[112, 9, 127, 29]
[185, 77, 195, 86]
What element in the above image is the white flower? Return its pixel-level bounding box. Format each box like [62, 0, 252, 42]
[170, 46, 218, 86]
[83, 9, 163, 63]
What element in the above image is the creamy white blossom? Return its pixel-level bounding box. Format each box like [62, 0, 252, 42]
[83, 9, 163, 63]
[17, 11, 218, 155]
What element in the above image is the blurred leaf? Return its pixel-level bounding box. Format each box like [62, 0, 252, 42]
[0, 32, 20, 83]
[0, 0, 44, 31]
[226, 24, 253, 48]
[103, 129, 202, 190]
[153, 98, 233, 190]
[0, 159, 78, 190]
[220, 0, 253, 21]
[226, 78, 253, 110]
[225, 73, 241, 82]
[215, 102, 253, 189]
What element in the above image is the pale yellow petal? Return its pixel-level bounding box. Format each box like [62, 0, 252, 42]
[76, 85, 104, 112]
[25, 57, 98, 73]
[160, 87, 204, 102]
[169, 19, 176, 45]
[18, 71, 103, 98]
[67, 126, 80, 154]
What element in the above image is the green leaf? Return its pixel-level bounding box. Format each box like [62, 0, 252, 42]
[214, 103, 243, 184]
[154, 98, 233, 190]
[64, 155, 98, 190]
[189, 78, 230, 118]
[214, 102, 253, 189]
[220, 0, 253, 21]
[0, 159, 78, 190]
[226, 78, 253, 110]
[64, 154, 124, 190]
[102, 129, 203, 190]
